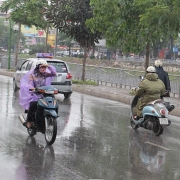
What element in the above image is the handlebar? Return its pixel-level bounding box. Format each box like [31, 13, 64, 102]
[29, 88, 36, 92]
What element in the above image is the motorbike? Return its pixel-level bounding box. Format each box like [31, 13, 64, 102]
[130, 95, 173, 136]
[19, 86, 59, 145]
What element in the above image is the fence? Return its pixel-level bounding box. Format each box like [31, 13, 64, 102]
[67, 62, 180, 98]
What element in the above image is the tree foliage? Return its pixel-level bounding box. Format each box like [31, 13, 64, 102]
[0, 0, 52, 66]
[29, 43, 52, 55]
[45, 0, 102, 81]
[57, 32, 72, 47]
[0, 18, 25, 51]
[87, 0, 180, 70]
[0, 0, 49, 29]
[45, 0, 101, 47]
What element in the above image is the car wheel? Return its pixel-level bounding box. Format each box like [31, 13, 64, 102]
[13, 79, 19, 92]
[64, 92, 71, 99]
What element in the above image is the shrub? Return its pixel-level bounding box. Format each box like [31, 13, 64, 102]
[72, 79, 97, 85]
[78, 54, 84, 58]
[89, 55, 95, 59]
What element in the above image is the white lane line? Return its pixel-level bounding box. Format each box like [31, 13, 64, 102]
[145, 141, 171, 150]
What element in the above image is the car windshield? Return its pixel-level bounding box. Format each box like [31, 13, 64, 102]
[47, 61, 68, 73]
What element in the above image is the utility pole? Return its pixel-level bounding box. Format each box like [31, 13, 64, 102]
[54, 28, 58, 58]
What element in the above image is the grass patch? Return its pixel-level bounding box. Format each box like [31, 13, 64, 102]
[72, 79, 97, 85]
[18, 54, 35, 58]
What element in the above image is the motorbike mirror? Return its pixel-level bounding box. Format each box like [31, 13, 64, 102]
[139, 76, 144, 80]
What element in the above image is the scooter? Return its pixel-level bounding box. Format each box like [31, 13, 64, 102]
[19, 86, 59, 145]
[130, 95, 171, 136]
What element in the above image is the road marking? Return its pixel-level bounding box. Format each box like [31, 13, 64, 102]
[145, 141, 171, 150]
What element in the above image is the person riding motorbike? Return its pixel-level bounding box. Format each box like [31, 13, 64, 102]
[19, 59, 57, 128]
[154, 59, 171, 93]
[154, 59, 175, 112]
[134, 66, 165, 119]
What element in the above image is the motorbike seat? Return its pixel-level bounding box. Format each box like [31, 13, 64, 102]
[147, 99, 163, 105]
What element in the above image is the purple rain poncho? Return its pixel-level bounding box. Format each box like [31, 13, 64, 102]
[19, 65, 56, 110]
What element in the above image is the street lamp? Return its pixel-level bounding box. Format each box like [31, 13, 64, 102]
[4, 17, 19, 70]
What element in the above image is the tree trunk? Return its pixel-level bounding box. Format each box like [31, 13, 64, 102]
[14, 23, 21, 68]
[92, 46, 95, 56]
[68, 45, 71, 56]
[145, 41, 150, 72]
[81, 41, 87, 81]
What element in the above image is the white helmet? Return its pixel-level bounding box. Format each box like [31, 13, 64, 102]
[36, 59, 48, 67]
[147, 66, 156, 73]
[154, 59, 163, 67]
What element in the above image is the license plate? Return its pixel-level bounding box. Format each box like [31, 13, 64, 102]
[57, 76, 62, 81]
[53, 76, 62, 82]
[159, 118, 168, 125]
[163, 97, 170, 102]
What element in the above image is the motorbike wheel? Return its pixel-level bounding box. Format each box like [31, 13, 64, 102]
[45, 116, 57, 145]
[153, 122, 164, 136]
[130, 116, 139, 129]
[64, 92, 71, 99]
[27, 128, 37, 137]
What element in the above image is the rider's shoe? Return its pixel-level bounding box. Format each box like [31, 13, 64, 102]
[23, 121, 33, 128]
[23, 121, 28, 127]
[169, 105, 175, 112]
[27, 122, 33, 128]
[133, 115, 141, 120]
[23, 121, 33, 129]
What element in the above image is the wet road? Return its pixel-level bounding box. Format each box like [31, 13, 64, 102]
[0, 75, 180, 180]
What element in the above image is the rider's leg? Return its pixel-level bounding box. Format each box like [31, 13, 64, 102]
[35, 105, 44, 131]
[26, 101, 37, 128]
[134, 100, 143, 119]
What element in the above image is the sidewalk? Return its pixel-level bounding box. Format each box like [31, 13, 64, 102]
[0, 68, 179, 117]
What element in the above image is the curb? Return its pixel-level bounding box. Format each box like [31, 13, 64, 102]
[0, 70, 14, 77]
[73, 84, 133, 104]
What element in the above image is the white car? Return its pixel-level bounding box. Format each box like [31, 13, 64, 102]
[13, 53, 72, 99]
[21, 49, 30, 54]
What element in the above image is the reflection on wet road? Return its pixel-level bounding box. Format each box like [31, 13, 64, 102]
[0, 75, 180, 180]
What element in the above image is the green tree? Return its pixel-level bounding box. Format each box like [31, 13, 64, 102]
[0, 17, 25, 52]
[29, 43, 52, 55]
[87, 0, 180, 71]
[57, 32, 73, 56]
[0, 0, 51, 67]
[45, 0, 102, 81]
[0, 18, 9, 49]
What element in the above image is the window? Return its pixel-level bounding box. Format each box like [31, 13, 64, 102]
[26, 61, 33, 70]
[47, 61, 67, 73]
